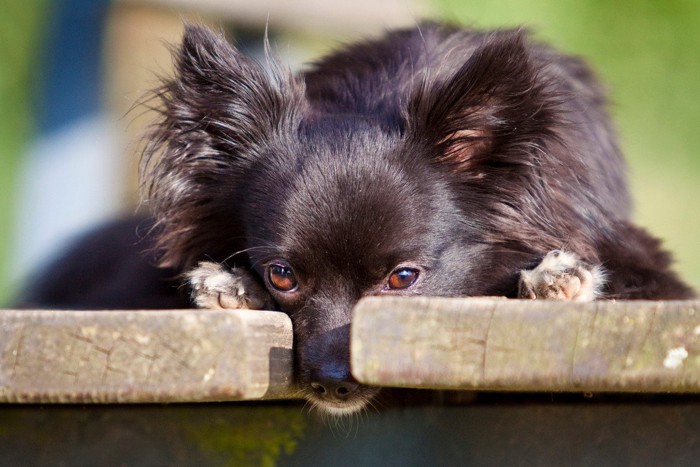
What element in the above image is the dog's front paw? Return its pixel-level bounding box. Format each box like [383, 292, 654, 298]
[185, 262, 273, 310]
[518, 250, 605, 302]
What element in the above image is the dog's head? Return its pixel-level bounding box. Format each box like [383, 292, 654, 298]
[142, 25, 561, 414]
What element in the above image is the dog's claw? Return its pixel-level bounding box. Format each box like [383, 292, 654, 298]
[185, 261, 273, 309]
[518, 250, 605, 302]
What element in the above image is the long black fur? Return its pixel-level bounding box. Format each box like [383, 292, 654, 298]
[141, 23, 692, 298]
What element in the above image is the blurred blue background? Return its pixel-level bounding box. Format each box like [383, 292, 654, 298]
[1, 0, 698, 304]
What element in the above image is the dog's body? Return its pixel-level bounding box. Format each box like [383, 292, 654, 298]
[21, 23, 694, 414]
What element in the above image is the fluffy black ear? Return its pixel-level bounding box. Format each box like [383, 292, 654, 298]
[141, 24, 305, 268]
[409, 31, 561, 175]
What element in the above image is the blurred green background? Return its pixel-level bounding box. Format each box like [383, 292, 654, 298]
[0, 0, 698, 304]
[0, 1, 46, 304]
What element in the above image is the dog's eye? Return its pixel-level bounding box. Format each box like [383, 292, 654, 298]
[387, 268, 419, 290]
[268, 264, 298, 292]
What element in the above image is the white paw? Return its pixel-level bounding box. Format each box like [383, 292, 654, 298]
[518, 250, 605, 302]
[185, 262, 273, 310]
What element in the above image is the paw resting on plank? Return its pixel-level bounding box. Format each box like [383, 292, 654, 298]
[518, 250, 605, 302]
[185, 262, 274, 310]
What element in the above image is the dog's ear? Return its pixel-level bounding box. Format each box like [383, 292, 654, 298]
[409, 31, 561, 175]
[141, 24, 305, 268]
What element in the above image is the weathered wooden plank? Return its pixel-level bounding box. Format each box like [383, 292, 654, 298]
[0, 309, 294, 403]
[351, 297, 700, 392]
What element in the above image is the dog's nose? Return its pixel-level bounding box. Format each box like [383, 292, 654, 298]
[309, 368, 359, 401]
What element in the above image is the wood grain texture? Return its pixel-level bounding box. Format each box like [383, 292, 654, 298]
[351, 297, 700, 392]
[0, 309, 294, 403]
[5, 298, 700, 403]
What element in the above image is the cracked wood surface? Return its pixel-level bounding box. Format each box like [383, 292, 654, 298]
[0, 309, 294, 403]
[4, 298, 700, 403]
[351, 297, 700, 392]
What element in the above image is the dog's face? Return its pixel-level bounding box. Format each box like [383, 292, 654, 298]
[142, 25, 561, 414]
[240, 120, 485, 413]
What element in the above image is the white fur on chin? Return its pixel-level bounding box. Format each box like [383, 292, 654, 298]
[308, 396, 371, 416]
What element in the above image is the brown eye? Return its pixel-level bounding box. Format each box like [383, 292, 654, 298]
[388, 268, 419, 290]
[268, 264, 298, 292]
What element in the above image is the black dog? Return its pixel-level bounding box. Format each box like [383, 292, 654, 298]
[22, 22, 694, 415]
